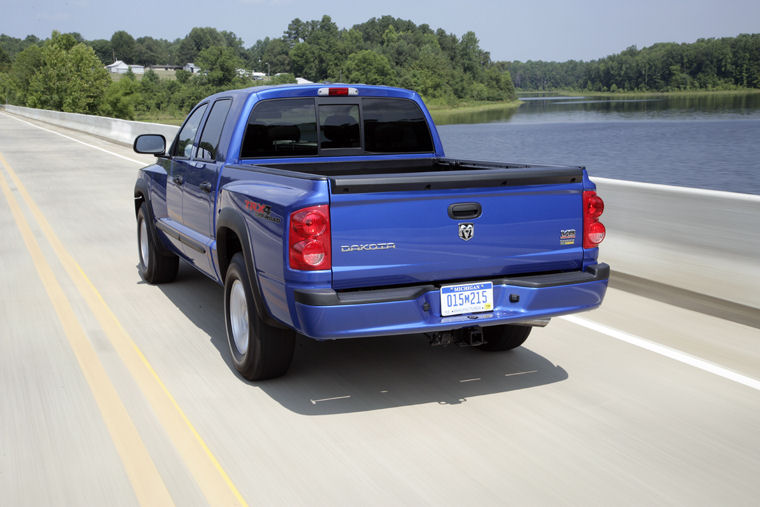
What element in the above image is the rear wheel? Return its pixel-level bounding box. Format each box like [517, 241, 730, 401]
[224, 253, 295, 380]
[137, 202, 178, 284]
[478, 324, 531, 351]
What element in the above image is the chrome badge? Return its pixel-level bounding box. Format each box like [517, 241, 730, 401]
[458, 223, 474, 241]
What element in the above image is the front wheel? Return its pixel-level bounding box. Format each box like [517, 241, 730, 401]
[478, 324, 532, 351]
[137, 202, 178, 284]
[224, 253, 295, 380]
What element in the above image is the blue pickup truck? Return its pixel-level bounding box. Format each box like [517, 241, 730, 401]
[133, 84, 608, 380]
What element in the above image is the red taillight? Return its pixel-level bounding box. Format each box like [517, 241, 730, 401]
[583, 191, 606, 249]
[317, 87, 359, 96]
[289, 205, 331, 270]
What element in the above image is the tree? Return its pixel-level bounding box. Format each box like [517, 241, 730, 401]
[25, 32, 110, 114]
[89, 39, 112, 64]
[111, 30, 135, 62]
[177, 27, 225, 64]
[343, 50, 395, 85]
[196, 46, 241, 86]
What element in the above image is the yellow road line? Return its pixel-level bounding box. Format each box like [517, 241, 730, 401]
[0, 157, 175, 506]
[0, 153, 248, 506]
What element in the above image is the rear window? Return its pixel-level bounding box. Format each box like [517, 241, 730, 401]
[241, 97, 433, 158]
[240, 98, 318, 158]
[363, 98, 433, 153]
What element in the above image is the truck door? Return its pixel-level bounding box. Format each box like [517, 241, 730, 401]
[182, 98, 232, 277]
[164, 103, 208, 257]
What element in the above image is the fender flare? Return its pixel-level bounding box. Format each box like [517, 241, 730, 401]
[217, 207, 284, 328]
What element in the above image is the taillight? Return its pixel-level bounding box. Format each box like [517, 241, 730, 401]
[289, 205, 331, 270]
[583, 191, 606, 249]
[317, 87, 358, 96]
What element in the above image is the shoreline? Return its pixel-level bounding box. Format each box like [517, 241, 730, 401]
[517, 89, 760, 99]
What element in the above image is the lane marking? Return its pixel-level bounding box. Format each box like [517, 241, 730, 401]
[0, 111, 146, 165]
[561, 315, 760, 392]
[0, 157, 175, 506]
[0, 148, 248, 506]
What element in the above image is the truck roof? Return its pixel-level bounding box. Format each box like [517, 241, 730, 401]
[204, 83, 422, 103]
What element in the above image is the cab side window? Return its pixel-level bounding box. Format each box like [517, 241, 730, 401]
[197, 99, 232, 161]
[172, 104, 208, 158]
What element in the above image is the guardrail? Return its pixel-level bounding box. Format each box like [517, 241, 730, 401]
[3, 105, 758, 308]
[1, 104, 178, 146]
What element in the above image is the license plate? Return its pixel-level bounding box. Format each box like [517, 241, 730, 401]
[440, 282, 494, 316]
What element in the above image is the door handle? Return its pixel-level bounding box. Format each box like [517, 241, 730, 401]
[199, 182, 213, 193]
[173, 175, 184, 185]
[448, 202, 482, 220]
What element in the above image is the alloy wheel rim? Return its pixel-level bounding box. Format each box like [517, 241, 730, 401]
[139, 218, 149, 267]
[229, 280, 249, 355]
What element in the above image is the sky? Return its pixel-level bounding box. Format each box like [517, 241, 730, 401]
[4, 0, 759, 62]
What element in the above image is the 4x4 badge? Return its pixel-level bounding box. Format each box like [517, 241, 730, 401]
[458, 223, 474, 241]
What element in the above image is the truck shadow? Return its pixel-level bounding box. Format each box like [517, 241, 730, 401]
[158, 262, 568, 415]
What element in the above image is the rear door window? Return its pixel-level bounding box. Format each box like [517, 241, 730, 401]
[196, 99, 232, 161]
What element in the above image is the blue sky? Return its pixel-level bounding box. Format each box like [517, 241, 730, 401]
[5, 0, 759, 61]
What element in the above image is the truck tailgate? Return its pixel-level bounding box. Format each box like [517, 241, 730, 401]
[329, 167, 586, 290]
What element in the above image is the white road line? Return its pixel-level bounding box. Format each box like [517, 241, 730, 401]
[0, 112, 146, 165]
[562, 315, 760, 392]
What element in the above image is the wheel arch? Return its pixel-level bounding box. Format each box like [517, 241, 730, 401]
[217, 207, 283, 328]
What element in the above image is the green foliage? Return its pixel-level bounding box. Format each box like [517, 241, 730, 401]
[102, 71, 141, 119]
[344, 50, 395, 85]
[24, 32, 109, 114]
[197, 45, 241, 86]
[508, 35, 760, 92]
[110, 30, 135, 62]
[267, 73, 297, 85]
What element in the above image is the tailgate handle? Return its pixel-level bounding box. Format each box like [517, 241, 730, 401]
[448, 202, 482, 220]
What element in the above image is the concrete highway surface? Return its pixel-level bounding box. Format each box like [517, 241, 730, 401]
[1, 112, 758, 506]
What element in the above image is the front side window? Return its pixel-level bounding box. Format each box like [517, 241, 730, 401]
[197, 99, 232, 161]
[241, 99, 317, 158]
[173, 103, 208, 158]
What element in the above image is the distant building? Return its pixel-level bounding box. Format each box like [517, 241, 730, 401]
[184, 63, 201, 74]
[251, 71, 266, 80]
[105, 60, 145, 74]
[105, 60, 129, 73]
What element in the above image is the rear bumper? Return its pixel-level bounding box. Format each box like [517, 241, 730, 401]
[291, 264, 609, 339]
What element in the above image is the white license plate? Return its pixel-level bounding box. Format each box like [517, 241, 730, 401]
[440, 282, 494, 316]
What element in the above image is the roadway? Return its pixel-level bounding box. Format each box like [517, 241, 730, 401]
[1, 111, 758, 506]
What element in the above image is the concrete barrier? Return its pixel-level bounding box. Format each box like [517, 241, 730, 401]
[3, 105, 757, 308]
[592, 178, 760, 308]
[1, 104, 179, 146]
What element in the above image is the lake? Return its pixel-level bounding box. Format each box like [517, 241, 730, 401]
[436, 94, 760, 195]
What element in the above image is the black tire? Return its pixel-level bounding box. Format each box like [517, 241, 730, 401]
[137, 202, 179, 284]
[478, 324, 532, 351]
[224, 252, 295, 380]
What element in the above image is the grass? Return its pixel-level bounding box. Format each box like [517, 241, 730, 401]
[134, 112, 185, 125]
[426, 99, 523, 124]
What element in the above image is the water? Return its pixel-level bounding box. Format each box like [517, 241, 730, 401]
[436, 94, 760, 195]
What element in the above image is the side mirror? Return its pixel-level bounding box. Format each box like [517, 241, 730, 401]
[134, 134, 166, 155]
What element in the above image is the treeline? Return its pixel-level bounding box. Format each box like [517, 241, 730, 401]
[508, 34, 760, 92]
[0, 16, 516, 120]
